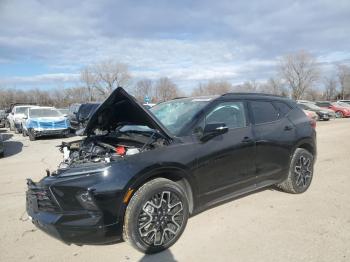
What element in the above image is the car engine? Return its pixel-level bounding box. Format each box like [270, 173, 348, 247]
[57, 133, 166, 169]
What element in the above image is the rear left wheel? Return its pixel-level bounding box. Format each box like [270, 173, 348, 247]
[123, 178, 189, 254]
[277, 148, 314, 194]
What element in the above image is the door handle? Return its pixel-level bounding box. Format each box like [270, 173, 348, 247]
[241, 136, 253, 143]
[284, 125, 294, 131]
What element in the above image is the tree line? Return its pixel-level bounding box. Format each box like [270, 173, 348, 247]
[0, 50, 350, 109]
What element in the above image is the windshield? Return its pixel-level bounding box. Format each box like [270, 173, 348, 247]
[150, 98, 212, 135]
[15, 107, 31, 114]
[30, 108, 62, 118]
[58, 109, 69, 114]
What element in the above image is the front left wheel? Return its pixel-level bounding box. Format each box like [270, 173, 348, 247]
[123, 178, 189, 254]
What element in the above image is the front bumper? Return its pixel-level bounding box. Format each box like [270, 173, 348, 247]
[32, 128, 70, 137]
[317, 113, 330, 120]
[26, 181, 122, 245]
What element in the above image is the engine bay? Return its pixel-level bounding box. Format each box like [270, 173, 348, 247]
[57, 130, 168, 170]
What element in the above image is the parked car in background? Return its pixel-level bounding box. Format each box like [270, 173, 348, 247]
[337, 100, 350, 105]
[297, 102, 332, 121]
[315, 101, 350, 118]
[26, 88, 317, 254]
[22, 107, 70, 141]
[67, 103, 81, 130]
[0, 134, 4, 157]
[69, 102, 100, 130]
[298, 100, 336, 119]
[0, 110, 6, 128]
[57, 108, 69, 116]
[334, 101, 350, 108]
[7, 105, 36, 133]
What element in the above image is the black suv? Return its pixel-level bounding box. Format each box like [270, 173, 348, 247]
[26, 88, 316, 253]
[68, 103, 100, 130]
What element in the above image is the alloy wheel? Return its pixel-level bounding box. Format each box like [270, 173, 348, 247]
[138, 191, 184, 246]
[294, 155, 312, 188]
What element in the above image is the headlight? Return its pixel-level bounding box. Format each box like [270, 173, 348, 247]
[76, 190, 98, 210]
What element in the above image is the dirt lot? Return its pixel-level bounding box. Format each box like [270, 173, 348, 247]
[0, 119, 349, 262]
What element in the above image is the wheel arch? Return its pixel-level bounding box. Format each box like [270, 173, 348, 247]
[126, 167, 196, 215]
[292, 138, 316, 158]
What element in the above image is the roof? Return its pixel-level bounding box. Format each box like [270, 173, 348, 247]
[167, 93, 292, 104]
[220, 92, 291, 102]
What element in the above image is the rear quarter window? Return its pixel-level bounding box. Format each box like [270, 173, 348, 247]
[250, 101, 279, 124]
[273, 101, 292, 118]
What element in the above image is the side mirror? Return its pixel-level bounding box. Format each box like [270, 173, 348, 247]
[11, 112, 14, 115]
[23, 116, 28, 119]
[200, 123, 228, 142]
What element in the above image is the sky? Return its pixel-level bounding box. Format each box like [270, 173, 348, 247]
[0, 0, 350, 92]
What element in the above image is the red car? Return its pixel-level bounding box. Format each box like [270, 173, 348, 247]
[316, 101, 350, 118]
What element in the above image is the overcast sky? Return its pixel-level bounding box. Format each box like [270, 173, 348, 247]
[0, 0, 349, 92]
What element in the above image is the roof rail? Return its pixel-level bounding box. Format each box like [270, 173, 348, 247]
[221, 92, 286, 98]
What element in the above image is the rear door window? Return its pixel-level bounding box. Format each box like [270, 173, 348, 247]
[250, 101, 279, 124]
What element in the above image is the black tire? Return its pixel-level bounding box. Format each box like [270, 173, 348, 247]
[123, 178, 189, 254]
[277, 148, 314, 194]
[22, 129, 27, 137]
[335, 111, 343, 118]
[28, 129, 36, 141]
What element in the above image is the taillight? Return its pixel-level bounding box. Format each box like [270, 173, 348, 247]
[310, 119, 316, 129]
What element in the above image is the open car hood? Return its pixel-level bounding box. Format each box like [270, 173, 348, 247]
[84, 87, 172, 139]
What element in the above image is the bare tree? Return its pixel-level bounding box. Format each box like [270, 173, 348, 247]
[304, 87, 322, 101]
[323, 77, 338, 100]
[133, 79, 154, 102]
[80, 66, 96, 102]
[279, 50, 319, 100]
[260, 78, 288, 96]
[235, 80, 260, 92]
[192, 80, 232, 96]
[337, 64, 350, 99]
[91, 60, 131, 97]
[154, 77, 180, 102]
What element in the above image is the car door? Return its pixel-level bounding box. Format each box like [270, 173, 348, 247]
[249, 100, 296, 185]
[192, 100, 256, 206]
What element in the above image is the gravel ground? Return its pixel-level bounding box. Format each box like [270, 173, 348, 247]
[0, 119, 349, 262]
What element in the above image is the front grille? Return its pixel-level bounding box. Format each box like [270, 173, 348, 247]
[38, 120, 66, 129]
[27, 187, 60, 212]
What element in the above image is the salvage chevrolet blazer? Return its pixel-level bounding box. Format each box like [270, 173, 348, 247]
[26, 87, 316, 253]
